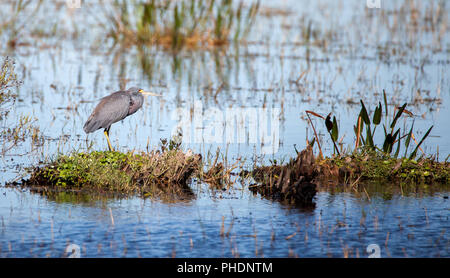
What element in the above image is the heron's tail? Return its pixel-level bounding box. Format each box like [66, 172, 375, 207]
[83, 117, 100, 133]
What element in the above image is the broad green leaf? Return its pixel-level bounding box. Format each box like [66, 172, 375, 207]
[373, 102, 382, 125]
[383, 89, 388, 117]
[332, 116, 339, 142]
[404, 120, 414, 157]
[325, 114, 333, 132]
[383, 133, 394, 153]
[359, 100, 370, 125]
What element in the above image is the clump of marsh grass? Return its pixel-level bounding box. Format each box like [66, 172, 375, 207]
[196, 148, 242, 189]
[0, 0, 43, 48]
[19, 136, 244, 200]
[24, 141, 202, 199]
[0, 57, 21, 104]
[1, 114, 42, 153]
[0, 57, 43, 154]
[303, 91, 448, 184]
[316, 149, 449, 185]
[101, 0, 260, 50]
[298, 17, 338, 49]
[367, 0, 448, 50]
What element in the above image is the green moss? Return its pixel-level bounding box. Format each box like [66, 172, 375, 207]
[41, 151, 129, 189]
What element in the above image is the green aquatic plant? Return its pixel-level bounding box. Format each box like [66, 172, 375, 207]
[354, 90, 433, 160]
[298, 92, 447, 186]
[307, 90, 434, 160]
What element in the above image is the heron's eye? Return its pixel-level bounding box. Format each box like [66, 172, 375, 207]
[139, 89, 143, 93]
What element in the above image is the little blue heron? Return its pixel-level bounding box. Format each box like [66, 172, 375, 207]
[83, 87, 160, 151]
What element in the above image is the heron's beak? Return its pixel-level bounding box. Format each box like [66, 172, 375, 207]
[139, 89, 161, 96]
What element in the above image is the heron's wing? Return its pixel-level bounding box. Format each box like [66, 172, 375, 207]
[83, 92, 130, 133]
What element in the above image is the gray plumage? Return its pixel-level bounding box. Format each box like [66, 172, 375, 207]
[83, 87, 144, 133]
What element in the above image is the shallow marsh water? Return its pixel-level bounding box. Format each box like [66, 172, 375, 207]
[0, 0, 449, 257]
[1, 184, 448, 257]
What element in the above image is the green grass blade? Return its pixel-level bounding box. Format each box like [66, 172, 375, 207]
[404, 120, 415, 157]
[366, 125, 374, 149]
[383, 133, 393, 153]
[383, 89, 388, 117]
[325, 114, 333, 132]
[394, 132, 401, 158]
[373, 102, 382, 125]
[409, 125, 433, 160]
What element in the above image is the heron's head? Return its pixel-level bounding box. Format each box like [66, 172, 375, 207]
[127, 87, 161, 97]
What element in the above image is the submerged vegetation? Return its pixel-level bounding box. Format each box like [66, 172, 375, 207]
[102, 0, 260, 49]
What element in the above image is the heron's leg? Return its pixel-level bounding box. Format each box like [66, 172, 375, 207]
[104, 127, 114, 152]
